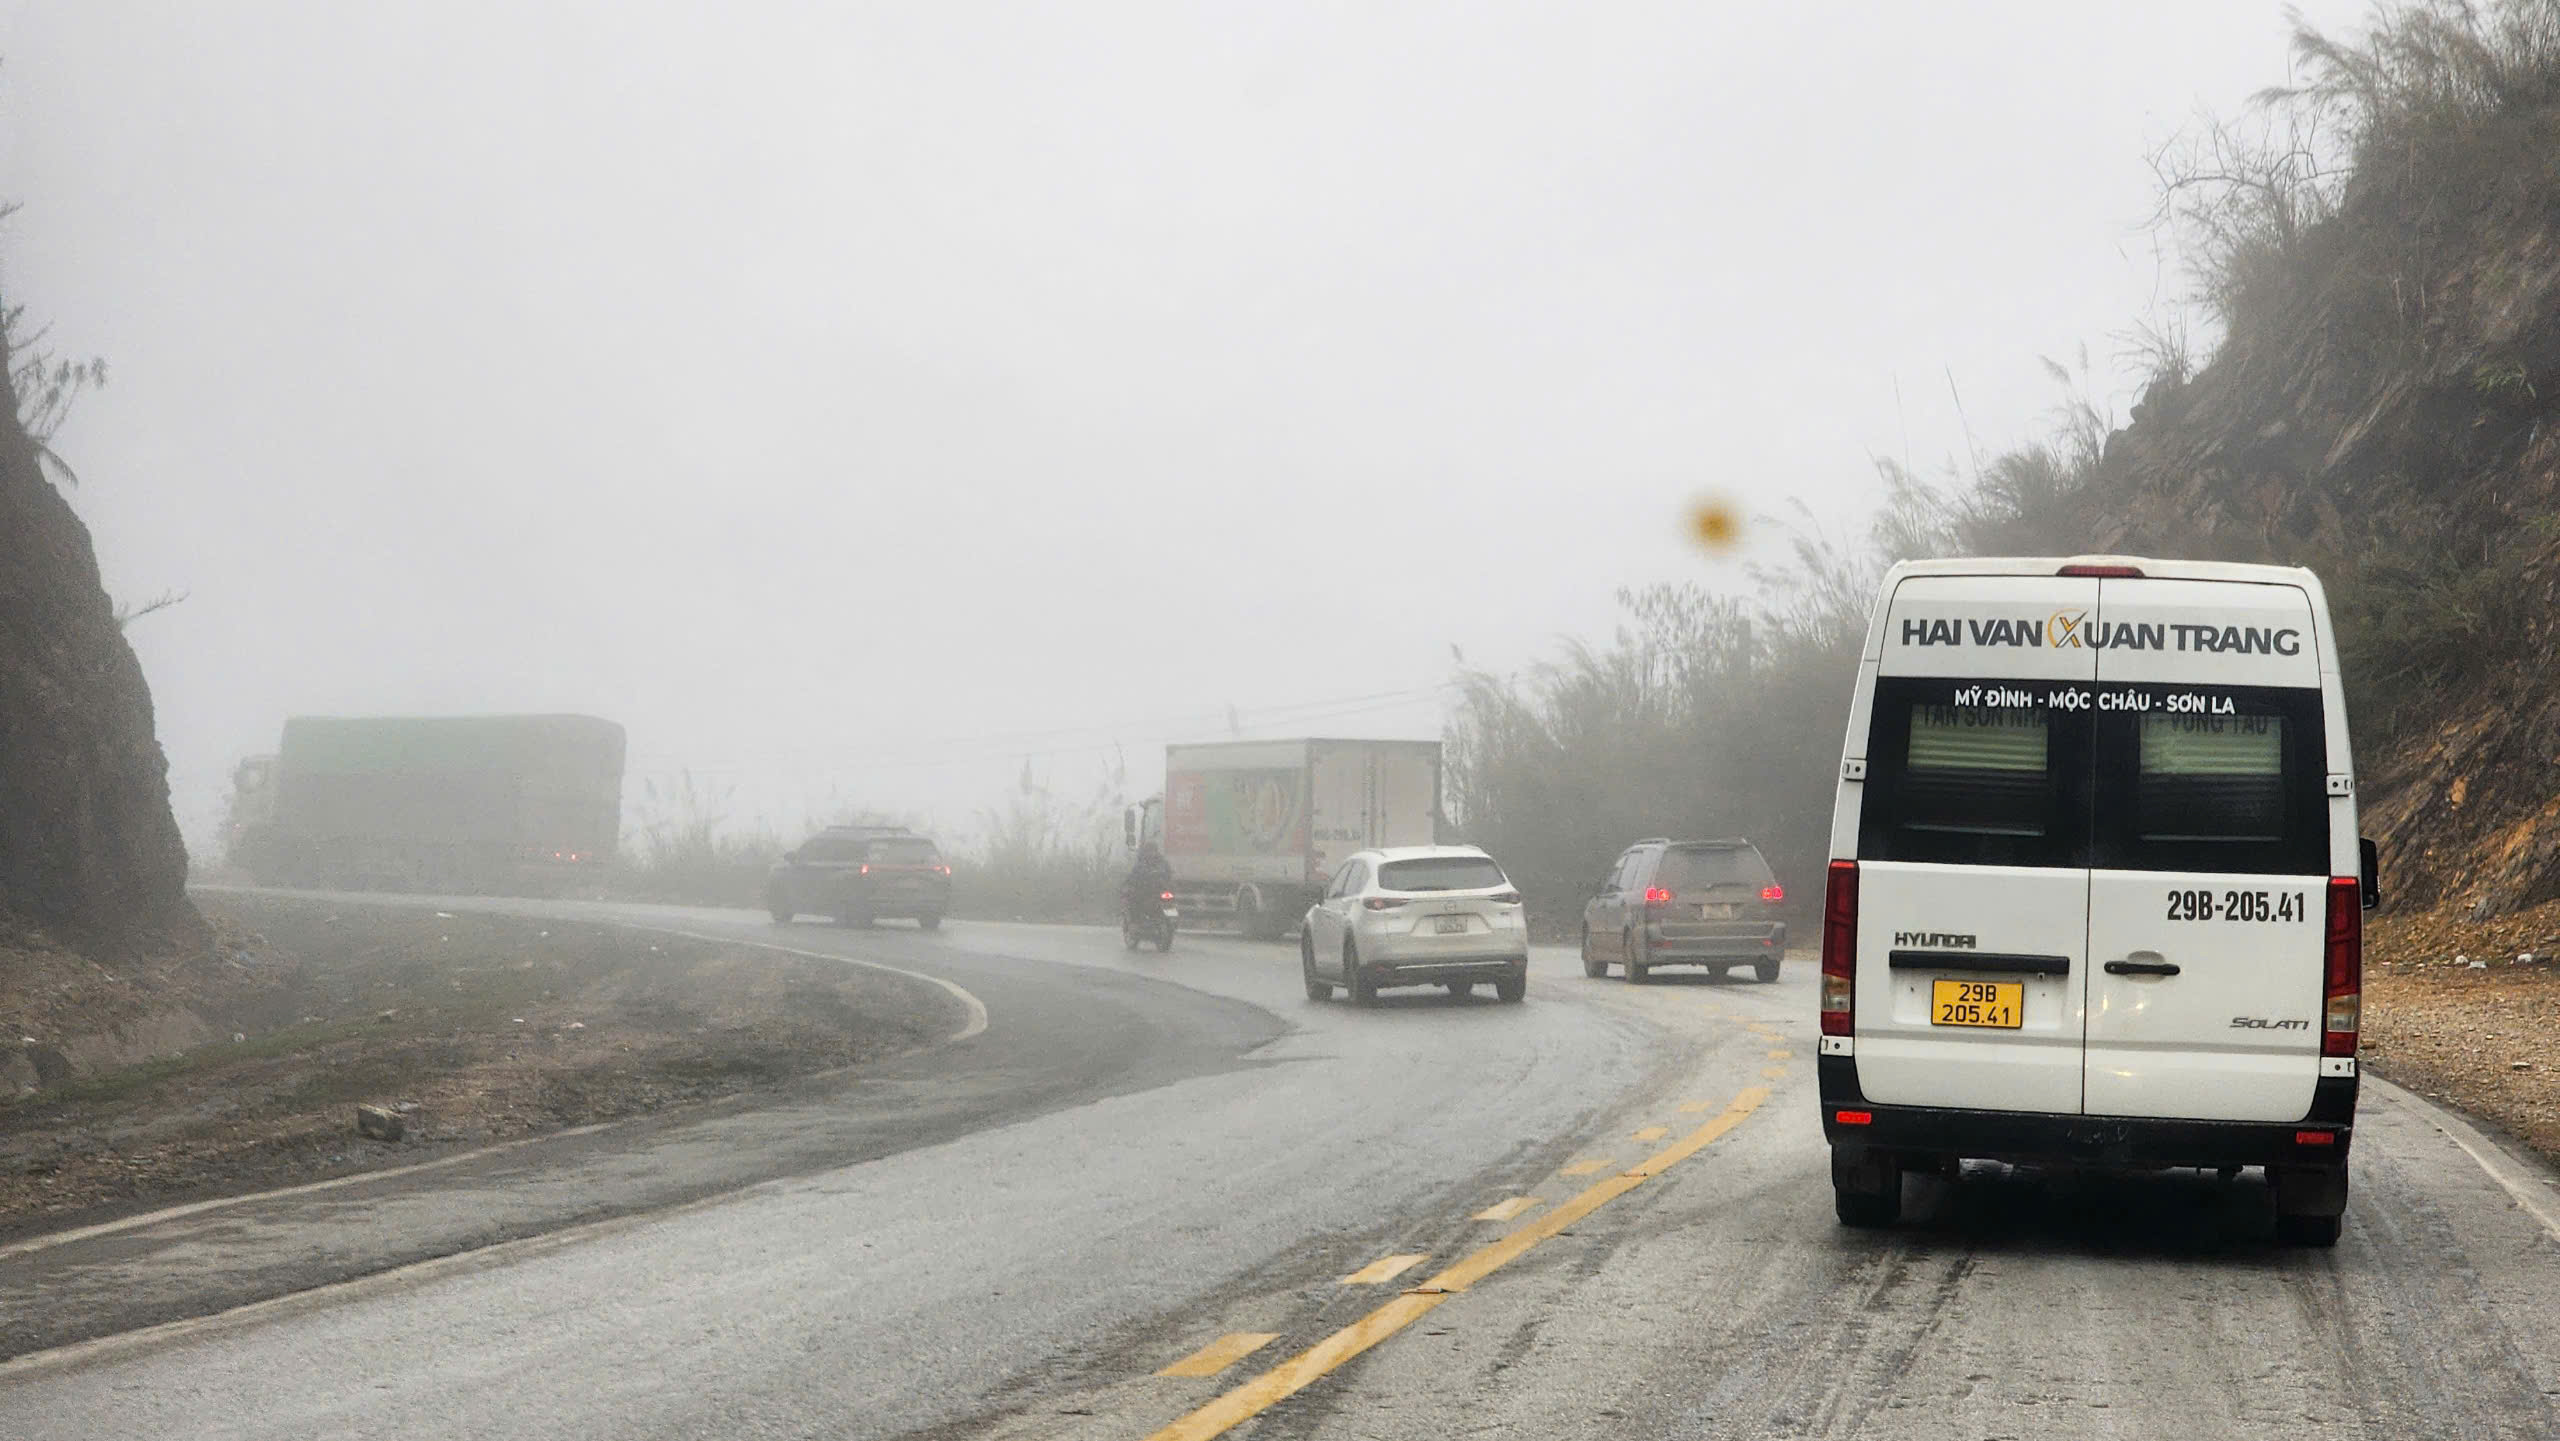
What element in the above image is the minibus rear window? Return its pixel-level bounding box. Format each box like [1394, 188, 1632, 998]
[1858, 683, 2089, 867]
[2133, 714, 2284, 842]
[2091, 687, 2328, 873]
[1901, 705, 2049, 836]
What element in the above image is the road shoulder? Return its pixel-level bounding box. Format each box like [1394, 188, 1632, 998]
[0, 910, 1278, 1363]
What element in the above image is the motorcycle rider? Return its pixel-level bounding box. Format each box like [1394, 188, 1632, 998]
[1123, 841, 1174, 925]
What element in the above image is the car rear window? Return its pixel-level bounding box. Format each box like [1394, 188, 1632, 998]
[868, 838, 941, 865]
[799, 836, 862, 862]
[1654, 846, 1772, 891]
[1377, 856, 1506, 892]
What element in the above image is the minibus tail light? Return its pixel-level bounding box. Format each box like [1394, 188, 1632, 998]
[2323, 875, 2361, 1056]
[1821, 860, 1857, 1036]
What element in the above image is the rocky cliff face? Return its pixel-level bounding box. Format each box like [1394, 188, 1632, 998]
[2060, 117, 2560, 916]
[0, 337, 198, 948]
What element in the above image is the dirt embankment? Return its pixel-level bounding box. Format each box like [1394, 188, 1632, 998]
[2366, 901, 2560, 1163]
[0, 897, 957, 1234]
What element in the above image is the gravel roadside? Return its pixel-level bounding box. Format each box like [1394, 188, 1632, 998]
[2365, 901, 2560, 1163]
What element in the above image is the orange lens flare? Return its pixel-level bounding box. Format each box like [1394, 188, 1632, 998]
[1687, 498, 1741, 552]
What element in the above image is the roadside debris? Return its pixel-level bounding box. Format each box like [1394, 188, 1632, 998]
[355, 1105, 405, 1142]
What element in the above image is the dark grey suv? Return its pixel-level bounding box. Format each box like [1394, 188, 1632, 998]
[1581, 837, 1786, 983]
[766, 826, 952, 929]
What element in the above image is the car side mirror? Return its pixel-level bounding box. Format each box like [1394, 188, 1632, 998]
[2360, 836, 2380, 911]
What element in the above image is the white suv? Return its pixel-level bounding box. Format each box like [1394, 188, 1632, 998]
[1300, 846, 1530, 1004]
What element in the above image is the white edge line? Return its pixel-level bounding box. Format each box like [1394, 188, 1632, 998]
[0, 917, 987, 1264]
[0, 1120, 615, 1264]
[663, 928, 988, 1042]
[2370, 1075, 2560, 1242]
[0, 1175, 768, 1380]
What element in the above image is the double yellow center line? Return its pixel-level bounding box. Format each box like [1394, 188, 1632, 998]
[1143, 1085, 1772, 1441]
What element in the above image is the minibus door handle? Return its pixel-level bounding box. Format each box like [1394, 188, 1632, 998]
[2104, 955, 2181, 977]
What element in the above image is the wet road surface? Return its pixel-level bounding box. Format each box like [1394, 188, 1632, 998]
[4, 896, 2557, 1439]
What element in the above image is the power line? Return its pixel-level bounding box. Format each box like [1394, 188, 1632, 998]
[626, 691, 1452, 786]
[625, 682, 1455, 773]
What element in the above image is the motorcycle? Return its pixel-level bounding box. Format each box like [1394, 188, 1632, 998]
[1123, 889, 1178, 952]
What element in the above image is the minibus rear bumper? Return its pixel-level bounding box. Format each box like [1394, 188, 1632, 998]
[1818, 1055, 2356, 1171]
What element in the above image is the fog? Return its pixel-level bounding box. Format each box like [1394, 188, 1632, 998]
[0, 1, 2368, 852]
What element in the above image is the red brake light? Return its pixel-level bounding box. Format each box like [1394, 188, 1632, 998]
[1490, 890, 1522, 905]
[2057, 562, 2145, 577]
[1159, 891, 1175, 901]
[859, 863, 871, 875]
[1364, 896, 1408, 911]
[2294, 1130, 2336, 1146]
[2323, 875, 2361, 1057]
[1760, 884, 1785, 903]
[1643, 887, 1673, 906]
[1835, 1109, 1873, 1126]
[1820, 860, 1858, 1036]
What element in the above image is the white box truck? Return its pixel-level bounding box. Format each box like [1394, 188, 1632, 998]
[1125, 738, 1443, 940]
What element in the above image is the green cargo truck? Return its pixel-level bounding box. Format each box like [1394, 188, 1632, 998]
[229, 714, 626, 894]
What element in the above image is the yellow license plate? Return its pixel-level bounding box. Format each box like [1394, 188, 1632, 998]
[1930, 978, 2023, 1029]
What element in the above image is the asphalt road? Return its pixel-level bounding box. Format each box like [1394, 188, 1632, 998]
[5, 897, 2560, 1439]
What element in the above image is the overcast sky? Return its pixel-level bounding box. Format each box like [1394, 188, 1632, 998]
[0, 0, 2371, 853]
